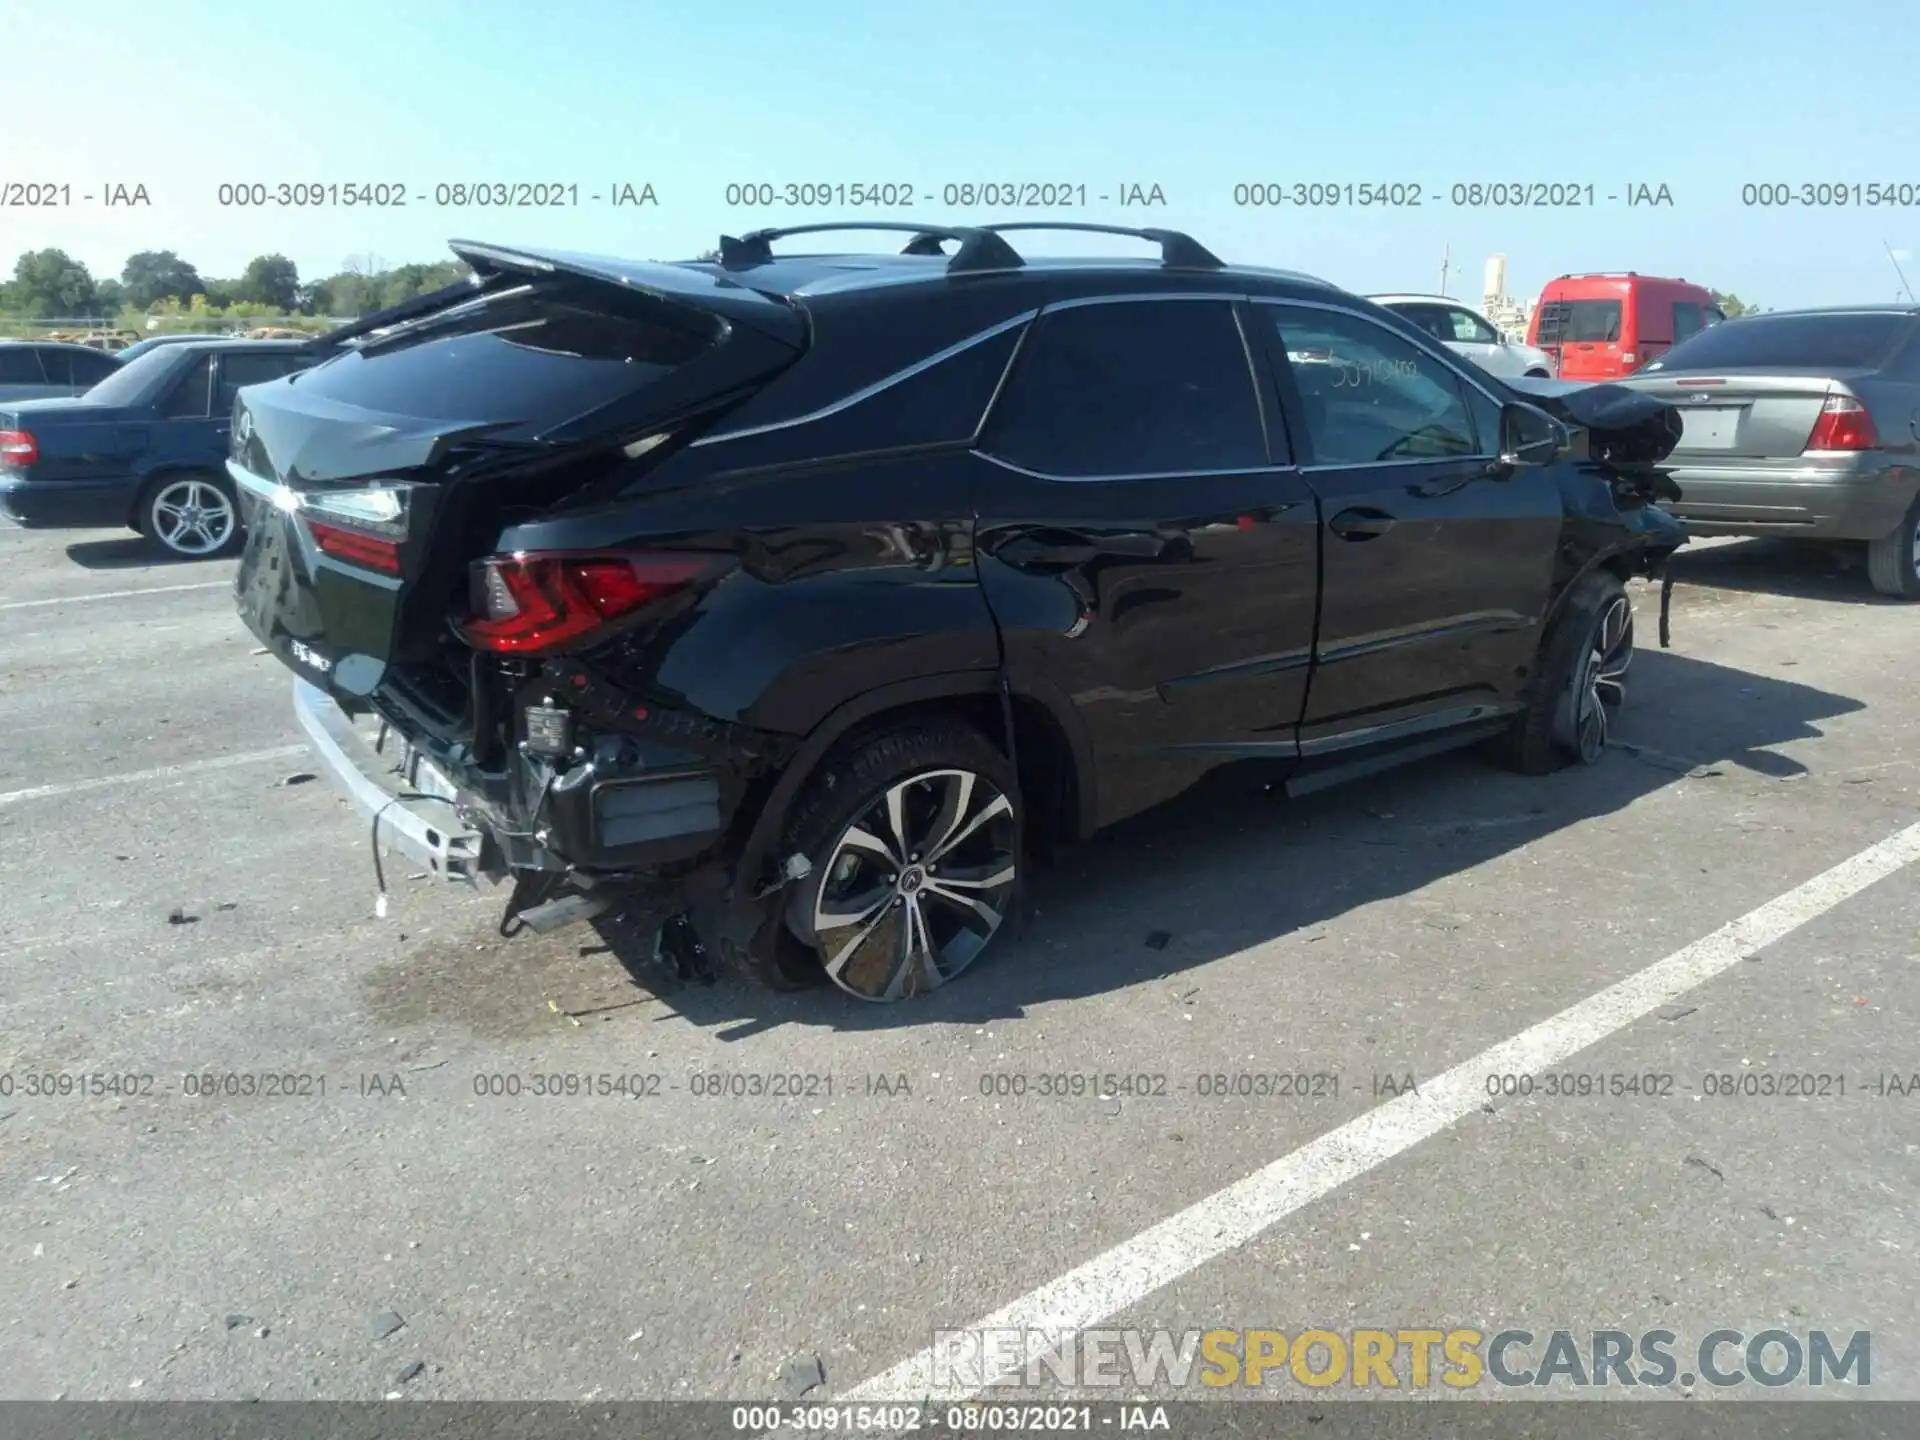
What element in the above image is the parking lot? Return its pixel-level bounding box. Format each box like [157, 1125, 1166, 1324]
[2, 521, 1918, 1407]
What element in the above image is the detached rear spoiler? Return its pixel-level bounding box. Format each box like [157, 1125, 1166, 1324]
[305, 241, 807, 356]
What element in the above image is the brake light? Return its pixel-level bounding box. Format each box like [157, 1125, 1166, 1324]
[1804, 394, 1879, 452]
[460, 551, 712, 654]
[0, 429, 39, 467]
[309, 518, 402, 575]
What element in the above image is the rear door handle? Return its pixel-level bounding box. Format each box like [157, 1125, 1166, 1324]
[1329, 508, 1395, 541]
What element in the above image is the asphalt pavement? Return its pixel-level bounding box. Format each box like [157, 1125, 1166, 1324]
[2, 524, 1916, 1411]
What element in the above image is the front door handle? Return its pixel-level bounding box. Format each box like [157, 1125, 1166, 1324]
[1329, 508, 1395, 541]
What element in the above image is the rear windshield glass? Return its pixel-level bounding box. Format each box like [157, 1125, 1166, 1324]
[1644, 312, 1911, 371]
[77, 345, 189, 406]
[1535, 300, 1622, 344]
[297, 278, 723, 426]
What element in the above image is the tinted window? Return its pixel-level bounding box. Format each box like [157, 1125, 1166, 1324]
[985, 300, 1267, 475]
[0, 349, 47, 384]
[34, 348, 75, 386]
[1267, 306, 1479, 463]
[298, 277, 721, 427]
[161, 355, 214, 418]
[1388, 304, 1455, 343]
[77, 346, 187, 407]
[69, 350, 121, 386]
[1536, 300, 1623, 343]
[1672, 303, 1707, 344]
[216, 351, 308, 412]
[1644, 312, 1912, 372]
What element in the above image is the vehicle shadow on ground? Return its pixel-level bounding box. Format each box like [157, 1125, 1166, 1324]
[1667, 536, 1899, 606]
[595, 646, 1863, 1037]
[63, 536, 217, 570]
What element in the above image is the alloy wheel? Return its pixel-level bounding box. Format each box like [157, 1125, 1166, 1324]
[1554, 593, 1634, 764]
[149, 478, 235, 557]
[789, 767, 1018, 1001]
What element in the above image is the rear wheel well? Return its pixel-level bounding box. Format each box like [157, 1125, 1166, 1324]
[731, 689, 1083, 870]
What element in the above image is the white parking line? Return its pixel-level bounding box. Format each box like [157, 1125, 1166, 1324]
[0, 744, 307, 808]
[0, 581, 229, 612]
[830, 817, 1920, 1408]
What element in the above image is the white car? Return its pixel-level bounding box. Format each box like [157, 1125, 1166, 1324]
[1367, 294, 1555, 379]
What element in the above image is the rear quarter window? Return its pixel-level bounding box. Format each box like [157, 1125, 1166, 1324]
[0, 349, 47, 384]
[1646, 313, 1914, 371]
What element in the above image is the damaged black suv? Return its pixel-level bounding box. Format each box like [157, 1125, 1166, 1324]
[230, 222, 1687, 1002]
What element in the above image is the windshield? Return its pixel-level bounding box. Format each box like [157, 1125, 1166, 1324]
[79, 345, 189, 405]
[1644, 312, 1912, 371]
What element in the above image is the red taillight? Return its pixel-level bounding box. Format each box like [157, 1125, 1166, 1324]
[0, 429, 39, 467]
[1804, 394, 1879, 452]
[459, 551, 711, 654]
[308, 518, 403, 575]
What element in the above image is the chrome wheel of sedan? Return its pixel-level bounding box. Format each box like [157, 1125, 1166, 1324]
[1554, 593, 1634, 764]
[146, 476, 237, 557]
[789, 767, 1018, 1002]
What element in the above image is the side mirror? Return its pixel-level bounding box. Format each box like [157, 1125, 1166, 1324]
[1494, 401, 1566, 471]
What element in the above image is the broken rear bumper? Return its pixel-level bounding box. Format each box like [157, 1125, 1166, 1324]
[292, 678, 489, 884]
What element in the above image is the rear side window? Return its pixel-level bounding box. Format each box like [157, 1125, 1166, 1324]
[69, 350, 120, 386]
[984, 300, 1268, 476]
[298, 278, 722, 427]
[0, 349, 47, 384]
[1646, 312, 1913, 371]
[1266, 305, 1479, 464]
[1536, 300, 1623, 344]
[1388, 304, 1455, 343]
[35, 349, 74, 386]
[161, 355, 214, 418]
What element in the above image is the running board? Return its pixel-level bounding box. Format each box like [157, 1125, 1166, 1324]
[1283, 722, 1508, 798]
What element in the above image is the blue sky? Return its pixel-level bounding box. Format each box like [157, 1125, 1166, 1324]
[3, 0, 1917, 308]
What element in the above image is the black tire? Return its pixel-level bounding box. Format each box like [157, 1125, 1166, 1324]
[779, 722, 1021, 1001]
[1865, 492, 1920, 600]
[1498, 569, 1635, 775]
[135, 470, 243, 559]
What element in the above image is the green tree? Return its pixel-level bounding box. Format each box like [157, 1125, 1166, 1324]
[1711, 290, 1754, 317]
[95, 277, 128, 315]
[121, 250, 205, 309]
[237, 254, 300, 311]
[11, 249, 99, 317]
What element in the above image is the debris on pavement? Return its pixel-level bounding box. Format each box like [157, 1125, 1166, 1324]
[781, 1354, 825, 1397]
[395, 1360, 426, 1385]
[368, 1311, 406, 1341]
[166, 907, 197, 925]
[276, 772, 318, 787]
[225, 1314, 252, 1331]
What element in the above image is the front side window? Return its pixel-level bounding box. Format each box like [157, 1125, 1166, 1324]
[1266, 306, 1479, 464]
[1446, 309, 1501, 345]
[983, 299, 1269, 476]
[1672, 303, 1707, 344]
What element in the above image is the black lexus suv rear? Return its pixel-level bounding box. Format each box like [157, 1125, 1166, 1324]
[232, 223, 1686, 1002]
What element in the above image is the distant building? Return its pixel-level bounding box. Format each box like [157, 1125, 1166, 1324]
[1481, 253, 1534, 342]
